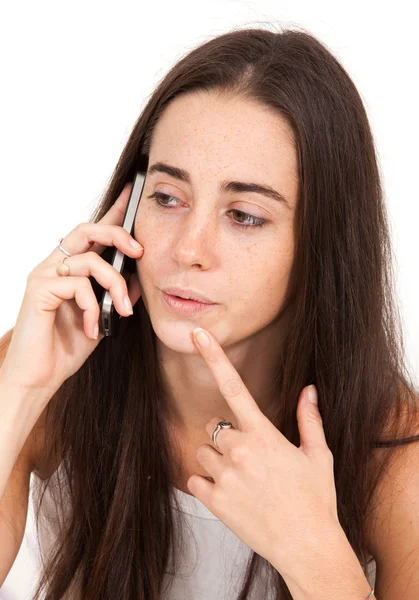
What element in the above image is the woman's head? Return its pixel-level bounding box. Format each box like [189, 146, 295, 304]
[30, 24, 418, 600]
[135, 90, 298, 355]
[122, 22, 388, 366]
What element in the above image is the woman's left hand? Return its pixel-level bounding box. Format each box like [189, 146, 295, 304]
[188, 327, 341, 576]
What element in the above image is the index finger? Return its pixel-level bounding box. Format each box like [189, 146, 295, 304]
[98, 182, 134, 226]
[192, 327, 266, 431]
[89, 182, 134, 256]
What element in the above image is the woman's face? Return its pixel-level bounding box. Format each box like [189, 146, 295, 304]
[133, 91, 299, 354]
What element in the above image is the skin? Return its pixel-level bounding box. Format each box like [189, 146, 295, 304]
[133, 90, 299, 494]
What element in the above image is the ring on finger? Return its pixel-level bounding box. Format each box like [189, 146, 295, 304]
[56, 256, 71, 277]
[58, 237, 72, 257]
[212, 420, 233, 449]
[56, 237, 72, 276]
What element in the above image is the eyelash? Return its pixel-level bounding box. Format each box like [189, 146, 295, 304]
[147, 192, 268, 230]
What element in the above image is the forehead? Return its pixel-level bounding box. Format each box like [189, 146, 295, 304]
[148, 92, 299, 195]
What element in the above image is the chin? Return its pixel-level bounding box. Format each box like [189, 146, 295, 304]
[152, 320, 205, 354]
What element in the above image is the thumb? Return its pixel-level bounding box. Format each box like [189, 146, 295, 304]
[297, 385, 328, 455]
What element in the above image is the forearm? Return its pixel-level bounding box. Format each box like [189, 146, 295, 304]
[271, 524, 373, 600]
[0, 373, 51, 502]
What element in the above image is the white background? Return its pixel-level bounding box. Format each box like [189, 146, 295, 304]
[0, 1, 418, 598]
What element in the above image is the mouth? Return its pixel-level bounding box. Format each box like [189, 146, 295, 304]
[162, 287, 215, 304]
[161, 291, 217, 315]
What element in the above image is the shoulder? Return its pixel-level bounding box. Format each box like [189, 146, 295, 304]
[365, 392, 419, 597]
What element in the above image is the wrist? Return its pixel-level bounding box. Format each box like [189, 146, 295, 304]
[0, 371, 52, 420]
[272, 522, 371, 600]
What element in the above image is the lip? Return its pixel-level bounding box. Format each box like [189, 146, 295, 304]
[162, 291, 217, 315]
[162, 287, 215, 304]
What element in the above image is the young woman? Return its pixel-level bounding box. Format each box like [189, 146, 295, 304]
[1, 25, 418, 600]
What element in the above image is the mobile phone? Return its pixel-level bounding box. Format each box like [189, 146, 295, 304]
[90, 171, 146, 337]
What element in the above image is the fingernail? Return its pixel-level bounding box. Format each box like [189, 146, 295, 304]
[124, 295, 133, 314]
[193, 328, 211, 348]
[130, 238, 142, 249]
[93, 323, 99, 339]
[306, 385, 318, 405]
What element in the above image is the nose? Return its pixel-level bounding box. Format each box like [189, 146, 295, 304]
[171, 207, 218, 269]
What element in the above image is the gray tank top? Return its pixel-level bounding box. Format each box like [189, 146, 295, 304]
[32, 463, 376, 599]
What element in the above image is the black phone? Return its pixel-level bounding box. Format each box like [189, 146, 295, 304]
[90, 171, 146, 337]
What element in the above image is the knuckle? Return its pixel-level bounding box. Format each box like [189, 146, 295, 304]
[318, 447, 334, 467]
[306, 412, 323, 427]
[28, 263, 45, 280]
[325, 447, 334, 463]
[195, 445, 206, 461]
[122, 280, 129, 295]
[218, 466, 234, 487]
[26, 271, 44, 289]
[80, 276, 92, 289]
[110, 224, 123, 236]
[25, 278, 36, 297]
[205, 351, 220, 365]
[75, 221, 88, 235]
[76, 222, 92, 245]
[76, 221, 89, 230]
[220, 378, 243, 398]
[228, 445, 247, 464]
[92, 302, 100, 316]
[26, 269, 37, 282]
[84, 250, 100, 264]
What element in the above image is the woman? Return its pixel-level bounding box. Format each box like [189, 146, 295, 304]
[0, 25, 418, 600]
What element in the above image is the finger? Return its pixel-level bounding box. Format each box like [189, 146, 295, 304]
[90, 182, 134, 254]
[47, 221, 143, 269]
[47, 182, 137, 262]
[98, 182, 134, 227]
[187, 473, 214, 499]
[297, 385, 329, 456]
[29, 275, 102, 341]
[195, 444, 223, 478]
[205, 416, 241, 453]
[47, 251, 137, 318]
[191, 327, 266, 432]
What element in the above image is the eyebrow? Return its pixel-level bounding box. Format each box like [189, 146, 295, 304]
[147, 161, 292, 210]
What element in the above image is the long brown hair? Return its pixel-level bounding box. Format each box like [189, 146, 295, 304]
[12, 23, 419, 599]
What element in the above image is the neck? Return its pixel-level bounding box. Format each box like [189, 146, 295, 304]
[157, 311, 292, 495]
[158, 319, 287, 435]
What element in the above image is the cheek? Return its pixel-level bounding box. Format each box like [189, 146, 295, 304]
[229, 240, 294, 315]
[133, 209, 166, 268]
[133, 203, 153, 241]
[135, 245, 164, 285]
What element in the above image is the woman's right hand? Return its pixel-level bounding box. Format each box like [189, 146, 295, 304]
[0, 182, 144, 397]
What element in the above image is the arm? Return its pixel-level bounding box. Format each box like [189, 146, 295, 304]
[271, 524, 374, 600]
[0, 327, 52, 586]
[0, 377, 51, 586]
[0, 375, 51, 503]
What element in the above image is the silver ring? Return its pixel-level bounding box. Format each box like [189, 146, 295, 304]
[57, 237, 72, 257]
[211, 420, 233, 448]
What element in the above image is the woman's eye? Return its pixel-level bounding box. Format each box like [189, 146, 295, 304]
[147, 191, 268, 230]
[148, 191, 180, 208]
